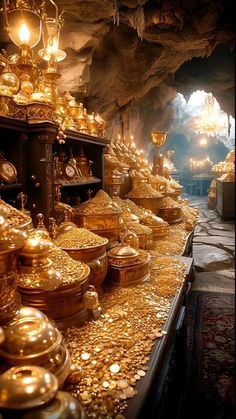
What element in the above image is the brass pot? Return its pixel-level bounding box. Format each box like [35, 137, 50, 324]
[61, 243, 108, 289]
[158, 207, 182, 224]
[0, 316, 70, 387]
[19, 275, 89, 321]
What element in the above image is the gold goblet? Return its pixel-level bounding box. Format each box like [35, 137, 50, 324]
[150, 131, 167, 175]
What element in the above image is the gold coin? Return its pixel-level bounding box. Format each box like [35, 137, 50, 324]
[134, 374, 141, 380]
[109, 380, 117, 389]
[137, 369, 146, 377]
[124, 386, 135, 398]
[81, 352, 90, 360]
[117, 379, 128, 389]
[102, 381, 110, 388]
[109, 363, 120, 373]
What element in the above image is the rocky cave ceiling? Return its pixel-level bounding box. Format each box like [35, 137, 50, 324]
[0, 0, 235, 123]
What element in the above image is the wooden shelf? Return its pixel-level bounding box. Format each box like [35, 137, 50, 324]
[59, 179, 101, 188]
[0, 183, 22, 190]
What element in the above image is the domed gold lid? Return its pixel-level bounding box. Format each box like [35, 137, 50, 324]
[0, 317, 60, 358]
[0, 365, 58, 409]
[108, 244, 139, 259]
[12, 306, 48, 322]
[19, 235, 53, 259]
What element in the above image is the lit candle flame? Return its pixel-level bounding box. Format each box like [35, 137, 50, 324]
[47, 38, 59, 55]
[19, 23, 30, 44]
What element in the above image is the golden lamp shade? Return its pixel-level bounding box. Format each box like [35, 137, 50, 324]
[150, 131, 167, 148]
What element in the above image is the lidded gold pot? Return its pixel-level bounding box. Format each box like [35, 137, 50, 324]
[106, 244, 151, 287]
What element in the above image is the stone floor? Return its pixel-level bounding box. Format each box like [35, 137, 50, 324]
[184, 194, 235, 293]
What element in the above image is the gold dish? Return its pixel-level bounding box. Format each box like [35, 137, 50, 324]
[0, 365, 58, 409]
[19, 274, 89, 321]
[106, 245, 150, 287]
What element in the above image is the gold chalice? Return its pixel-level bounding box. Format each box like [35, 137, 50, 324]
[150, 131, 167, 150]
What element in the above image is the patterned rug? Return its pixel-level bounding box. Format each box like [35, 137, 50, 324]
[181, 291, 235, 419]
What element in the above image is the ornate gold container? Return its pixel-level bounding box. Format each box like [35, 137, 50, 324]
[104, 169, 123, 197]
[106, 245, 150, 287]
[141, 212, 169, 238]
[0, 315, 70, 387]
[121, 222, 153, 250]
[73, 190, 123, 248]
[17, 240, 90, 327]
[104, 153, 120, 173]
[0, 205, 28, 326]
[76, 147, 89, 177]
[54, 227, 108, 289]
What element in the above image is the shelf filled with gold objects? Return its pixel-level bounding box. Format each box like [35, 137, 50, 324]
[0, 116, 109, 226]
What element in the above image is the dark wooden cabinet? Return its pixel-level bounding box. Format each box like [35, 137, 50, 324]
[0, 116, 109, 225]
[216, 179, 235, 219]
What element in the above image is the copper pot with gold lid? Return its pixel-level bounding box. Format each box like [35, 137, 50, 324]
[106, 244, 150, 287]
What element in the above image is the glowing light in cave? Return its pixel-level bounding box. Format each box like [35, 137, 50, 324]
[192, 92, 228, 137]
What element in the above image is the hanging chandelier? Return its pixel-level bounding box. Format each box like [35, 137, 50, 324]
[194, 93, 228, 138]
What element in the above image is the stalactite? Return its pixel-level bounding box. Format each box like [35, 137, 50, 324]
[128, 6, 145, 40]
[113, 0, 120, 26]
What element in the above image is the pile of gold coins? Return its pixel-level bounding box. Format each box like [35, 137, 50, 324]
[54, 227, 108, 249]
[63, 256, 186, 418]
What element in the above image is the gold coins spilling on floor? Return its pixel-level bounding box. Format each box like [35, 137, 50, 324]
[63, 256, 186, 418]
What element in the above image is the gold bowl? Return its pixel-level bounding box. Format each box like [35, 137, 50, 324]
[0, 365, 58, 409]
